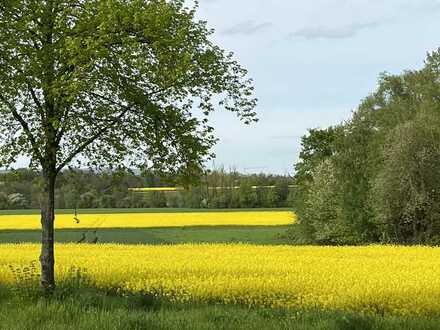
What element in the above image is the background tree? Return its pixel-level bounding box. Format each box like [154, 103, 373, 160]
[374, 114, 440, 243]
[0, 0, 257, 291]
[290, 48, 440, 245]
[0, 168, 294, 210]
[290, 127, 340, 238]
[294, 127, 339, 185]
[238, 180, 258, 208]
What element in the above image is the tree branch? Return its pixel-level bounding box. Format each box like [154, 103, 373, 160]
[56, 84, 169, 173]
[55, 107, 69, 145]
[0, 94, 44, 164]
[5, 61, 46, 120]
[56, 106, 132, 172]
[90, 92, 131, 111]
[27, 82, 44, 112]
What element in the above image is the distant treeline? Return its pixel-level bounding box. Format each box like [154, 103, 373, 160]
[290, 49, 440, 245]
[0, 169, 294, 210]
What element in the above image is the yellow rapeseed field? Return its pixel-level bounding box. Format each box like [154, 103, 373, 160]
[1, 243, 440, 316]
[0, 211, 294, 230]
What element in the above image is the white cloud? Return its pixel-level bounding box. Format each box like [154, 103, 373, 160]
[222, 20, 272, 36]
[290, 21, 382, 40]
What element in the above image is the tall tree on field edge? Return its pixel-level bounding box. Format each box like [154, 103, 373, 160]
[0, 0, 257, 292]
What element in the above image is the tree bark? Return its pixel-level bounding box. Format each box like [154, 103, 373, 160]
[40, 172, 56, 292]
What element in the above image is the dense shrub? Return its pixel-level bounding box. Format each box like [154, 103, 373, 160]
[374, 117, 440, 243]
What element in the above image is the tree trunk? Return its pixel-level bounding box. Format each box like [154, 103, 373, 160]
[40, 172, 56, 292]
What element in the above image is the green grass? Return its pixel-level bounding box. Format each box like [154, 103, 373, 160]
[0, 208, 293, 244]
[0, 207, 292, 215]
[0, 286, 439, 330]
[0, 225, 291, 245]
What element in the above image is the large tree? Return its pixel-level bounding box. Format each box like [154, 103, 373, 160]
[0, 0, 257, 291]
[290, 49, 440, 245]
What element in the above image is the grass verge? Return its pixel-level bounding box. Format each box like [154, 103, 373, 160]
[0, 286, 439, 330]
[0, 226, 291, 245]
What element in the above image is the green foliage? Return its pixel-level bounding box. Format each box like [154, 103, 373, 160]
[291, 48, 440, 245]
[374, 115, 440, 243]
[294, 127, 339, 185]
[0, 168, 294, 209]
[262, 188, 279, 208]
[238, 180, 258, 208]
[183, 186, 203, 208]
[54, 265, 92, 300]
[0, 0, 257, 177]
[293, 160, 359, 245]
[290, 128, 354, 244]
[0, 192, 8, 209]
[8, 260, 40, 301]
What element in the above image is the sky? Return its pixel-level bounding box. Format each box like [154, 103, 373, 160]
[195, 0, 440, 174]
[9, 1, 440, 174]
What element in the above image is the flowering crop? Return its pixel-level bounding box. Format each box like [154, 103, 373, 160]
[0, 211, 294, 230]
[1, 243, 440, 316]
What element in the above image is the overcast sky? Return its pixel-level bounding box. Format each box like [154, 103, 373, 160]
[9, 1, 440, 174]
[196, 0, 440, 174]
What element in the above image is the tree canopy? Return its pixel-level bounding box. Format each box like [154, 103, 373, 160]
[0, 0, 257, 290]
[290, 49, 440, 245]
[0, 0, 257, 177]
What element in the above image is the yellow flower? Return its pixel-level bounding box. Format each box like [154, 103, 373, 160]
[0, 211, 294, 230]
[1, 243, 439, 316]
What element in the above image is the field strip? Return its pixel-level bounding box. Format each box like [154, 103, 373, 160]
[0, 211, 295, 230]
[1, 243, 440, 315]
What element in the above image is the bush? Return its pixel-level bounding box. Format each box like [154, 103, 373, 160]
[374, 116, 440, 243]
[292, 160, 359, 245]
[0, 192, 9, 209]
